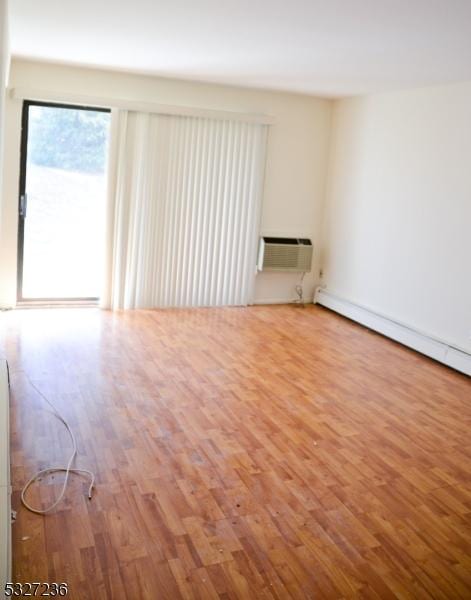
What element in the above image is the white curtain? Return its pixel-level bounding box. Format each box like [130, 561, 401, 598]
[102, 110, 267, 309]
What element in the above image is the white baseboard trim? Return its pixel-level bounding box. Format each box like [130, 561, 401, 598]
[253, 296, 314, 306]
[314, 288, 471, 377]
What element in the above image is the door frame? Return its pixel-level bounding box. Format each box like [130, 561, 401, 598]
[17, 99, 111, 303]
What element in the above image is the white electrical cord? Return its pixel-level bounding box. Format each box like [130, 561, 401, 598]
[294, 272, 306, 305]
[20, 373, 95, 515]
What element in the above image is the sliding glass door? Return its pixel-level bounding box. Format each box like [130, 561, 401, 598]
[17, 101, 111, 301]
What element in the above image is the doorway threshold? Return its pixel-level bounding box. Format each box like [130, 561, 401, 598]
[16, 299, 99, 309]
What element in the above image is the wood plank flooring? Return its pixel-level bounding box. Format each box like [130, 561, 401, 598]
[1, 305, 470, 599]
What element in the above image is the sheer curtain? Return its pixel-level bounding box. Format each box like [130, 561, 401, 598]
[102, 110, 267, 309]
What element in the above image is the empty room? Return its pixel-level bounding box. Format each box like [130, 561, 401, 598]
[0, 0, 470, 598]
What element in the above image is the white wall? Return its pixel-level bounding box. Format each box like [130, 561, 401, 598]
[0, 0, 9, 231]
[0, 59, 331, 307]
[0, 1, 12, 590]
[322, 82, 471, 354]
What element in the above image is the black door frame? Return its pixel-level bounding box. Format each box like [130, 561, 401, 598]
[17, 99, 111, 303]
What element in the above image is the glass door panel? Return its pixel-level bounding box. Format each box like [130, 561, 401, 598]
[18, 102, 111, 301]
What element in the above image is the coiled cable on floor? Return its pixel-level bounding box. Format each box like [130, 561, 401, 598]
[20, 373, 95, 515]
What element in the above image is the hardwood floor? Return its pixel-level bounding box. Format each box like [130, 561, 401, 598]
[1, 304, 470, 599]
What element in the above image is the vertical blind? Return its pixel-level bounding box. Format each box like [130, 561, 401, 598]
[103, 110, 267, 309]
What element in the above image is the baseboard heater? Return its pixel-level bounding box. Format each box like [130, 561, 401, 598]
[315, 288, 471, 377]
[0, 359, 12, 594]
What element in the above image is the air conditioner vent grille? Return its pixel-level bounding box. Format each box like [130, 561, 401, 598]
[258, 237, 313, 272]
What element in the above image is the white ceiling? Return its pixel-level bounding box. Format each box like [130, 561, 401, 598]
[9, 0, 471, 97]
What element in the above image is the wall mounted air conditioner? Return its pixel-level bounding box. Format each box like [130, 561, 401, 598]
[257, 237, 313, 272]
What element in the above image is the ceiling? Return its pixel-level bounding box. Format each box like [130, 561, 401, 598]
[9, 0, 471, 97]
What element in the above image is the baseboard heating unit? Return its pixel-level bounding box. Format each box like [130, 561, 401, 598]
[314, 288, 471, 377]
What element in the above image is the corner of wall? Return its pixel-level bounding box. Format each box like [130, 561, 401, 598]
[316, 96, 336, 290]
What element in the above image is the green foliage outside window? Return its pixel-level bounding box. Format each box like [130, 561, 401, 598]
[28, 106, 111, 173]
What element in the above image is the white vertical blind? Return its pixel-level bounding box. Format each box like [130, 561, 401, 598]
[103, 110, 267, 309]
